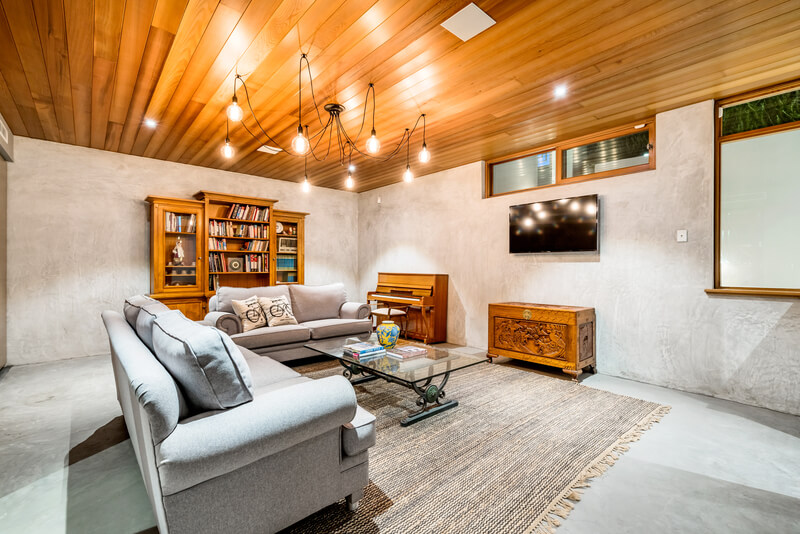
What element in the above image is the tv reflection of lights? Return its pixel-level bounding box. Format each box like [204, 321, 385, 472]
[509, 194, 599, 253]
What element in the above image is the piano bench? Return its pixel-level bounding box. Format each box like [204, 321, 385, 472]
[372, 307, 409, 337]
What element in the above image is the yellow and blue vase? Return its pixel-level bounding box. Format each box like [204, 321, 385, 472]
[376, 321, 400, 349]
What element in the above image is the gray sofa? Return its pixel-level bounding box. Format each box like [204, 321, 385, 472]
[102, 296, 376, 534]
[204, 283, 372, 362]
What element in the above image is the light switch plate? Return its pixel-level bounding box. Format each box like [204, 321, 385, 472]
[676, 229, 688, 242]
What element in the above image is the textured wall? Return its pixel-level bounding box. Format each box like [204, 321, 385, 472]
[6, 138, 359, 365]
[0, 158, 6, 369]
[358, 101, 800, 415]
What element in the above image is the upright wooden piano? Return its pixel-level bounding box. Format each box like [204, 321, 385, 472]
[367, 273, 448, 344]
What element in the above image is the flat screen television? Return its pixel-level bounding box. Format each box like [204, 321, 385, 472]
[509, 194, 599, 253]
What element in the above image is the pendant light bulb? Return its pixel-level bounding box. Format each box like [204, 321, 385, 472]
[301, 176, 310, 193]
[419, 143, 430, 163]
[345, 174, 354, 189]
[226, 96, 243, 122]
[221, 138, 234, 159]
[366, 129, 381, 154]
[292, 125, 309, 155]
[403, 165, 413, 183]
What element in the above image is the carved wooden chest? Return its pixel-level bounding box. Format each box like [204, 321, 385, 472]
[487, 302, 596, 380]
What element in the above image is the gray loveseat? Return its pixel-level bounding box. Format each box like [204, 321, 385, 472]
[102, 295, 376, 534]
[204, 283, 372, 362]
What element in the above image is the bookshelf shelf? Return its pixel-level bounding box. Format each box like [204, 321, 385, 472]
[209, 216, 269, 224]
[207, 235, 269, 241]
[209, 271, 270, 275]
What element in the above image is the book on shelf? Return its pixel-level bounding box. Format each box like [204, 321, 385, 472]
[208, 220, 268, 239]
[166, 212, 196, 232]
[225, 203, 270, 222]
[386, 346, 429, 360]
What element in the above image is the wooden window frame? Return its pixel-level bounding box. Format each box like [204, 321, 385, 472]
[485, 118, 655, 198]
[708, 79, 800, 298]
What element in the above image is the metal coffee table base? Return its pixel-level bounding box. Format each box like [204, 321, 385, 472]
[339, 360, 459, 426]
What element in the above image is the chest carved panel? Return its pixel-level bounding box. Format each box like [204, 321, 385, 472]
[494, 318, 567, 360]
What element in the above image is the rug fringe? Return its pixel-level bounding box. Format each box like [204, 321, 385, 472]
[525, 404, 671, 534]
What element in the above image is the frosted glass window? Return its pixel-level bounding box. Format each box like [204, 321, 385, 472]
[720, 128, 800, 288]
[564, 131, 650, 178]
[491, 150, 555, 195]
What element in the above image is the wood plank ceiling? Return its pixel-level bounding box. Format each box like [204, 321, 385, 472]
[0, 0, 799, 192]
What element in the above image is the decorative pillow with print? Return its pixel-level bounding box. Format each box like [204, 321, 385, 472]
[231, 296, 268, 332]
[259, 295, 298, 327]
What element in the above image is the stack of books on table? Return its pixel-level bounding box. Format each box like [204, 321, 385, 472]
[343, 342, 385, 361]
[387, 346, 428, 360]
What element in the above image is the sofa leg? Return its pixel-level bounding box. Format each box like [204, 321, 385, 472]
[346, 489, 364, 512]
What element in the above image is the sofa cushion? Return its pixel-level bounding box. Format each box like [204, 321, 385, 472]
[152, 312, 254, 412]
[239, 347, 311, 396]
[342, 405, 377, 456]
[302, 318, 372, 340]
[231, 296, 268, 332]
[260, 295, 298, 327]
[216, 286, 290, 314]
[123, 294, 161, 328]
[289, 283, 347, 323]
[231, 324, 310, 349]
[135, 303, 175, 352]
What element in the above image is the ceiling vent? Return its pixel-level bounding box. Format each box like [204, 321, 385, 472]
[441, 3, 496, 42]
[257, 145, 282, 155]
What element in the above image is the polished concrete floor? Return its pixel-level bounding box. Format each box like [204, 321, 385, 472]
[0, 354, 798, 533]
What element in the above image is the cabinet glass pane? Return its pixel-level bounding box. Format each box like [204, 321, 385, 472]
[563, 131, 650, 178]
[165, 211, 197, 287]
[720, 128, 800, 288]
[491, 151, 555, 195]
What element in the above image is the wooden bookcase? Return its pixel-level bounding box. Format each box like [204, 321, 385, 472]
[146, 191, 305, 320]
[146, 196, 206, 319]
[194, 191, 277, 294]
[273, 209, 307, 285]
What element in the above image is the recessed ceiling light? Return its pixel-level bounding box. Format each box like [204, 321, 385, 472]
[441, 3, 496, 42]
[554, 84, 568, 99]
[348, 164, 356, 172]
[144, 118, 157, 129]
[257, 145, 282, 154]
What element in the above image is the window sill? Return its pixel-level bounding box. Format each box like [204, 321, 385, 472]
[705, 288, 800, 298]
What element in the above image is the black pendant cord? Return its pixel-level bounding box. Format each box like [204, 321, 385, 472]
[228, 55, 428, 168]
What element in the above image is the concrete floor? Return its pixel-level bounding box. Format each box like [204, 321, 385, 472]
[0, 355, 798, 534]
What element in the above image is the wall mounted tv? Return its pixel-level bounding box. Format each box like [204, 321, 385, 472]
[509, 194, 599, 253]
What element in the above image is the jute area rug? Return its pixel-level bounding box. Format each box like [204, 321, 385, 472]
[285, 360, 669, 534]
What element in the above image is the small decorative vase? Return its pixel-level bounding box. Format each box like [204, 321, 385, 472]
[376, 321, 400, 350]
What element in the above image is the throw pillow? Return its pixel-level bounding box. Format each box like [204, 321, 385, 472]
[260, 295, 298, 327]
[231, 296, 267, 332]
[135, 303, 175, 352]
[123, 294, 162, 328]
[152, 312, 254, 413]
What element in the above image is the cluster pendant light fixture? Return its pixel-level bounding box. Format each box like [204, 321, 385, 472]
[224, 53, 430, 190]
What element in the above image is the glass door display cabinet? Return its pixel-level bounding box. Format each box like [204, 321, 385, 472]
[273, 210, 307, 284]
[146, 196, 206, 320]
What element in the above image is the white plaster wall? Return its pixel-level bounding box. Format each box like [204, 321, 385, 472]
[7, 138, 359, 365]
[358, 101, 800, 415]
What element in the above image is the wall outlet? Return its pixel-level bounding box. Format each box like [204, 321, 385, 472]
[676, 229, 688, 242]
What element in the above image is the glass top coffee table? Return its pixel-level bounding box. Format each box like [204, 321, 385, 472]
[305, 334, 489, 426]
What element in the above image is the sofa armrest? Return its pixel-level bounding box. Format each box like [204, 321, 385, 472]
[340, 302, 371, 320]
[203, 311, 242, 335]
[155, 376, 358, 495]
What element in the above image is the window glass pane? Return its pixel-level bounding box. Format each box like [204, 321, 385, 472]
[721, 89, 800, 137]
[563, 131, 650, 178]
[720, 128, 800, 288]
[491, 150, 555, 194]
